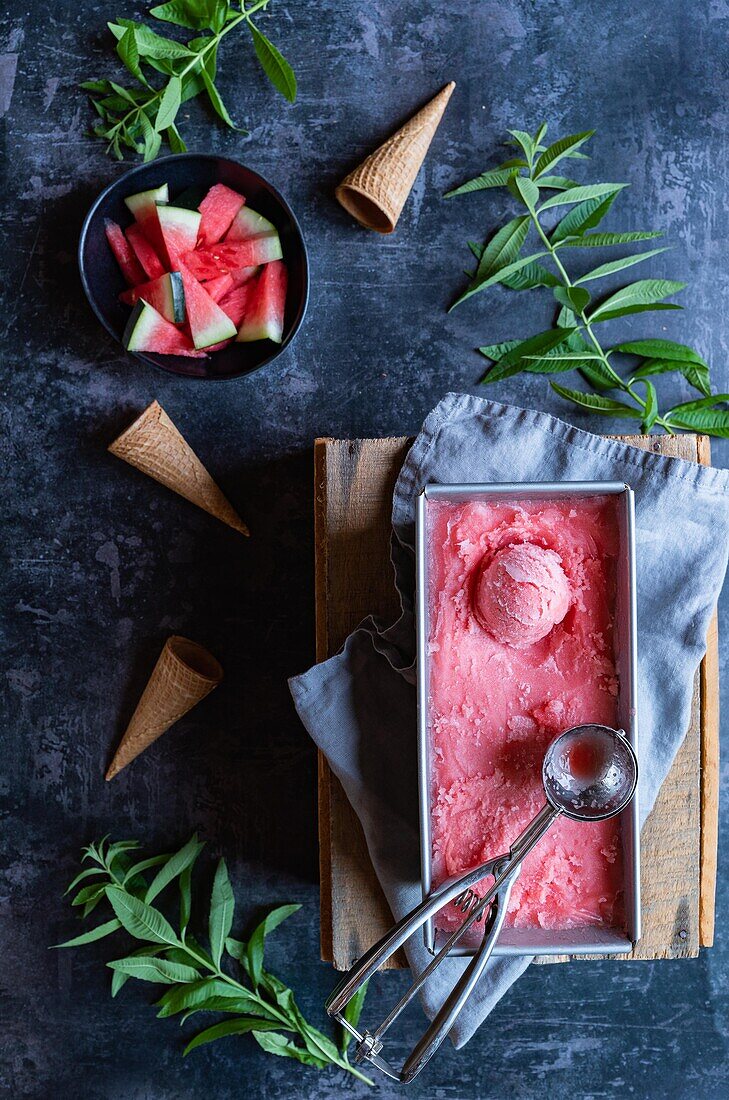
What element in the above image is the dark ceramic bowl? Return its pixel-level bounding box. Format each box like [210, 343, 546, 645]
[78, 153, 308, 380]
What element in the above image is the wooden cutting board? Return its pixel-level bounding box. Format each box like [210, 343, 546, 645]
[315, 434, 719, 970]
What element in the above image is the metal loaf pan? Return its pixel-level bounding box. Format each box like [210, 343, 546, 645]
[416, 482, 640, 957]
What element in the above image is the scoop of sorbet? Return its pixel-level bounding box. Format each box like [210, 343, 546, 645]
[473, 542, 571, 647]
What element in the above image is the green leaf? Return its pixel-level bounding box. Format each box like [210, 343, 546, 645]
[64, 867, 107, 895]
[500, 261, 560, 290]
[155, 76, 182, 131]
[533, 131, 594, 178]
[539, 183, 626, 211]
[507, 128, 536, 163]
[156, 977, 242, 1017]
[122, 854, 171, 886]
[479, 339, 522, 361]
[225, 935, 247, 962]
[534, 121, 548, 146]
[638, 380, 659, 432]
[138, 111, 162, 162]
[495, 157, 529, 170]
[106, 887, 179, 946]
[484, 328, 576, 383]
[117, 27, 148, 86]
[248, 22, 297, 103]
[247, 904, 301, 991]
[574, 248, 668, 285]
[107, 955, 199, 984]
[185, 1018, 283, 1056]
[666, 404, 729, 437]
[612, 338, 706, 365]
[591, 302, 683, 322]
[444, 168, 517, 198]
[536, 175, 580, 190]
[251, 1030, 327, 1068]
[553, 286, 590, 313]
[451, 251, 548, 308]
[111, 946, 165, 996]
[150, 0, 225, 31]
[558, 230, 663, 247]
[523, 351, 604, 363]
[667, 394, 729, 414]
[589, 278, 686, 321]
[682, 364, 712, 397]
[209, 859, 235, 968]
[81, 79, 114, 93]
[630, 358, 712, 398]
[108, 20, 193, 59]
[200, 64, 246, 132]
[509, 175, 539, 209]
[53, 918, 122, 949]
[166, 122, 187, 153]
[341, 979, 369, 1055]
[146, 835, 204, 904]
[71, 883, 108, 906]
[476, 215, 531, 280]
[550, 383, 643, 418]
[551, 192, 620, 244]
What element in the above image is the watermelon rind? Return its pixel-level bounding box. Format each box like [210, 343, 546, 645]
[226, 205, 278, 244]
[120, 271, 185, 324]
[236, 260, 287, 345]
[178, 265, 237, 349]
[157, 205, 202, 263]
[124, 184, 169, 221]
[123, 299, 203, 358]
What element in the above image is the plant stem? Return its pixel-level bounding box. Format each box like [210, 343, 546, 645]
[111, 0, 269, 135]
[528, 199, 677, 433]
[178, 935, 373, 1083]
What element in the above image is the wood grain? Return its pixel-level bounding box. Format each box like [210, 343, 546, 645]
[315, 434, 718, 970]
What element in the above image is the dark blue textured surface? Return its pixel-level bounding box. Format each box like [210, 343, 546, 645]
[1, 2, 727, 1097]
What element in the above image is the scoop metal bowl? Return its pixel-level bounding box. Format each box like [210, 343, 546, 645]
[327, 724, 638, 1083]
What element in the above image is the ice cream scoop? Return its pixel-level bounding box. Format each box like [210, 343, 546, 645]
[326, 725, 638, 1083]
[473, 542, 571, 646]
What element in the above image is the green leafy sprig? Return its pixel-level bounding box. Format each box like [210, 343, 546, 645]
[82, 0, 297, 161]
[55, 836, 372, 1085]
[447, 125, 729, 437]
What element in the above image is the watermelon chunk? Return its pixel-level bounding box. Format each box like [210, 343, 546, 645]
[124, 184, 168, 253]
[123, 300, 206, 357]
[229, 265, 259, 288]
[119, 271, 185, 323]
[181, 237, 283, 280]
[218, 283, 252, 327]
[203, 273, 235, 303]
[177, 263, 237, 349]
[198, 184, 246, 247]
[226, 205, 278, 245]
[104, 218, 145, 285]
[157, 205, 202, 267]
[126, 223, 166, 280]
[236, 260, 287, 344]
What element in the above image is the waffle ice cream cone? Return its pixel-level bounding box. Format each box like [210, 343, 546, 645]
[335, 81, 455, 233]
[106, 635, 223, 780]
[109, 401, 249, 536]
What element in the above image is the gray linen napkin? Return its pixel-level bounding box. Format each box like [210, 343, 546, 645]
[289, 393, 729, 1049]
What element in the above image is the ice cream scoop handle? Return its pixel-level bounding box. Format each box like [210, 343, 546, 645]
[399, 875, 514, 1082]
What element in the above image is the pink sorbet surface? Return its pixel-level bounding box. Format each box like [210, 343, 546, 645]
[427, 496, 625, 934]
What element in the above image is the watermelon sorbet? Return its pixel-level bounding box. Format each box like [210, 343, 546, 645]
[426, 496, 625, 934]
